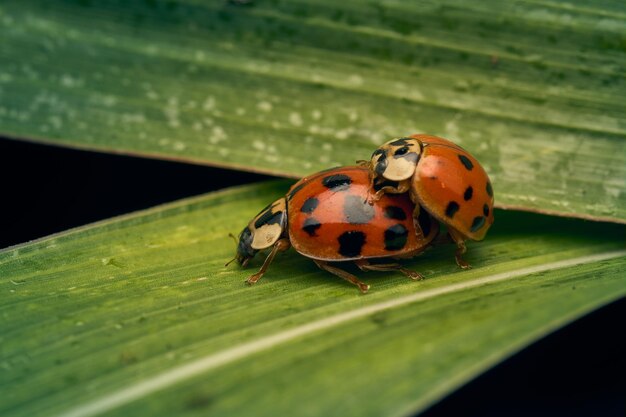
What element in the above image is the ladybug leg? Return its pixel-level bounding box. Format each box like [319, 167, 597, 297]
[367, 179, 411, 204]
[355, 259, 424, 281]
[448, 229, 471, 270]
[246, 238, 291, 285]
[408, 202, 425, 239]
[313, 260, 370, 293]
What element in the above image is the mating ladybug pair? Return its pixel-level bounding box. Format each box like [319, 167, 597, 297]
[230, 134, 494, 293]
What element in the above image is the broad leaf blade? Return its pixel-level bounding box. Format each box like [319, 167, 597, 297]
[0, 0, 625, 221]
[1, 181, 624, 417]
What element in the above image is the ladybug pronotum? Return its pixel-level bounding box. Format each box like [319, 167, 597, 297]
[367, 134, 494, 268]
[232, 166, 439, 293]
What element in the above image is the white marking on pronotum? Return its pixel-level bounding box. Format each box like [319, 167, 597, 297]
[59, 250, 626, 417]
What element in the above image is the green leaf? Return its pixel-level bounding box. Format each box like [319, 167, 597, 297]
[2, 181, 624, 417]
[0, 0, 625, 222]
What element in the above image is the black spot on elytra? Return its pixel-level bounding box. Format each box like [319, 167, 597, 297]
[338, 231, 366, 257]
[445, 201, 460, 218]
[464, 186, 473, 201]
[483, 204, 490, 217]
[486, 181, 493, 198]
[384, 224, 408, 251]
[254, 208, 284, 229]
[322, 174, 352, 191]
[302, 217, 321, 236]
[471, 216, 486, 232]
[287, 182, 306, 200]
[417, 207, 432, 237]
[384, 206, 407, 221]
[300, 197, 319, 214]
[344, 195, 375, 224]
[458, 154, 474, 171]
[373, 179, 399, 192]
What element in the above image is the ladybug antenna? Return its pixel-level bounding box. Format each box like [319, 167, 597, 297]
[225, 233, 239, 266]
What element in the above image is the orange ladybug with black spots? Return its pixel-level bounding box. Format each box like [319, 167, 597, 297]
[231, 166, 439, 293]
[367, 134, 494, 268]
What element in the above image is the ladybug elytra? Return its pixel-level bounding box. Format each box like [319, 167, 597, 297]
[367, 134, 494, 268]
[232, 166, 439, 293]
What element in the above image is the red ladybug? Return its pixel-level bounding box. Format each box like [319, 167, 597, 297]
[367, 134, 494, 268]
[232, 166, 439, 293]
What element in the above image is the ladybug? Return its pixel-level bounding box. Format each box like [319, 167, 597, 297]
[366, 134, 494, 268]
[231, 166, 439, 293]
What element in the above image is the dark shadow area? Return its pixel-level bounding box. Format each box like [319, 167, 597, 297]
[1, 138, 623, 416]
[0, 138, 272, 249]
[420, 297, 625, 417]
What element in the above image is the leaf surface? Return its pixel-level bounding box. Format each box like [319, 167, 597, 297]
[1, 181, 624, 417]
[0, 0, 625, 221]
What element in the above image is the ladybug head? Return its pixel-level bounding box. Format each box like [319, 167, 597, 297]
[235, 226, 258, 267]
[369, 137, 422, 181]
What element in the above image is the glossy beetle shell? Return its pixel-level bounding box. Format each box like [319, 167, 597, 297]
[370, 135, 494, 241]
[287, 166, 438, 261]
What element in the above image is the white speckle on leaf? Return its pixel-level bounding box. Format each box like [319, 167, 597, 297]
[121, 113, 146, 124]
[89, 94, 117, 108]
[311, 110, 322, 120]
[172, 141, 186, 151]
[335, 128, 351, 140]
[289, 112, 303, 127]
[164, 97, 180, 128]
[49, 116, 63, 129]
[252, 140, 265, 151]
[203, 96, 216, 112]
[347, 74, 364, 86]
[369, 131, 385, 144]
[322, 143, 333, 151]
[236, 107, 246, 116]
[257, 101, 272, 112]
[409, 88, 424, 101]
[209, 126, 228, 143]
[308, 125, 320, 134]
